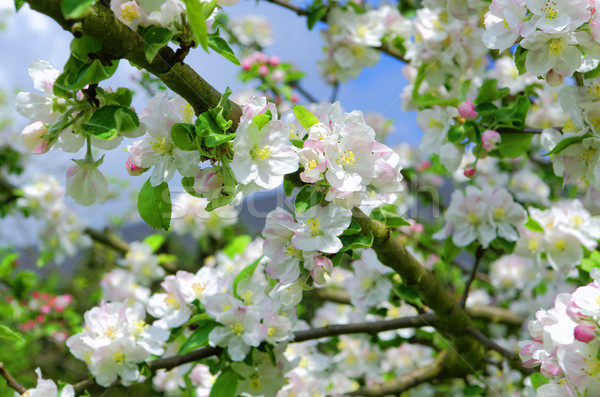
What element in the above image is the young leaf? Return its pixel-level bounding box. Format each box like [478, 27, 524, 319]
[178, 319, 217, 354]
[232, 257, 261, 299]
[514, 46, 528, 76]
[524, 217, 544, 233]
[252, 113, 271, 130]
[81, 106, 139, 140]
[547, 134, 588, 156]
[295, 185, 323, 213]
[0, 325, 24, 343]
[137, 179, 172, 230]
[142, 26, 174, 63]
[370, 207, 411, 228]
[143, 234, 166, 252]
[340, 233, 374, 252]
[208, 369, 238, 397]
[530, 372, 549, 390]
[61, 0, 94, 18]
[223, 235, 252, 258]
[184, 0, 214, 51]
[497, 133, 533, 158]
[475, 79, 509, 104]
[293, 105, 320, 130]
[208, 36, 240, 65]
[171, 123, 198, 151]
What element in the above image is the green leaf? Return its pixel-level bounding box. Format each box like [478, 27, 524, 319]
[209, 369, 238, 397]
[530, 372, 549, 390]
[412, 64, 428, 100]
[143, 234, 166, 252]
[370, 207, 410, 228]
[514, 46, 528, 76]
[341, 219, 361, 236]
[142, 26, 174, 63]
[475, 79, 509, 104]
[178, 319, 217, 354]
[137, 179, 172, 230]
[184, 0, 215, 51]
[0, 325, 24, 343]
[81, 106, 139, 140]
[340, 233, 374, 252]
[291, 138, 304, 149]
[70, 35, 102, 61]
[283, 177, 295, 197]
[524, 217, 544, 233]
[494, 95, 530, 129]
[172, 123, 197, 151]
[253, 113, 272, 130]
[442, 238, 462, 263]
[463, 385, 484, 396]
[307, 7, 327, 29]
[497, 132, 533, 158]
[14, 0, 26, 11]
[413, 93, 459, 108]
[55, 58, 119, 91]
[0, 252, 17, 279]
[208, 35, 239, 65]
[294, 185, 323, 213]
[101, 87, 133, 107]
[139, 362, 152, 378]
[61, 0, 94, 18]
[459, 80, 471, 102]
[547, 134, 588, 156]
[205, 131, 235, 148]
[294, 105, 320, 130]
[232, 258, 261, 299]
[223, 235, 252, 258]
[182, 176, 203, 198]
[584, 62, 600, 79]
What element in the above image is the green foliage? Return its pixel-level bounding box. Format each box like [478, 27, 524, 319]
[580, 250, 600, 272]
[0, 324, 24, 343]
[172, 123, 198, 151]
[81, 105, 140, 140]
[141, 26, 174, 63]
[370, 206, 410, 228]
[178, 318, 218, 354]
[293, 105, 320, 130]
[547, 134, 589, 155]
[475, 79, 509, 104]
[514, 46, 528, 75]
[184, 0, 216, 51]
[524, 217, 544, 233]
[61, 0, 94, 19]
[232, 258, 261, 299]
[223, 235, 252, 258]
[137, 179, 172, 230]
[496, 132, 533, 158]
[340, 233, 374, 252]
[413, 93, 459, 109]
[294, 185, 324, 213]
[209, 368, 239, 397]
[530, 372, 549, 390]
[143, 234, 166, 252]
[208, 35, 240, 65]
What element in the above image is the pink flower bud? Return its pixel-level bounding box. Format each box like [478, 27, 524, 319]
[258, 65, 269, 77]
[21, 121, 51, 154]
[458, 101, 478, 120]
[268, 55, 280, 66]
[256, 52, 268, 63]
[271, 69, 285, 82]
[546, 69, 565, 87]
[193, 167, 225, 201]
[36, 315, 46, 323]
[40, 305, 52, 314]
[482, 130, 501, 151]
[464, 165, 476, 178]
[241, 59, 252, 70]
[416, 160, 431, 172]
[126, 159, 148, 176]
[574, 321, 596, 343]
[291, 93, 299, 103]
[32, 291, 41, 299]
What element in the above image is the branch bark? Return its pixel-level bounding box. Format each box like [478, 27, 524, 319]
[349, 351, 448, 397]
[25, 0, 242, 126]
[0, 362, 27, 394]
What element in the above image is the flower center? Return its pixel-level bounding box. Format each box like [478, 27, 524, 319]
[542, 1, 559, 20]
[114, 351, 126, 365]
[307, 160, 318, 170]
[306, 218, 321, 236]
[165, 292, 180, 309]
[267, 327, 276, 337]
[548, 38, 565, 56]
[467, 212, 479, 225]
[133, 320, 147, 337]
[181, 103, 194, 123]
[231, 322, 245, 336]
[339, 150, 358, 166]
[528, 238, 539, 253]
[121, 2, 140, 22]
[554, 240, 566, 251]
[150, 137, 173, 154]
[251, 145, 272, 161]
[285, 243, 300, 257]
[493, 206, 505, 221]
[428, 117, 444, 129]
[587, 83, 600, 100]
[104, 326, 117, 339]
[578, 148, 597, 166]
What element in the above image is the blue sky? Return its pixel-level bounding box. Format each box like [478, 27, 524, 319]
[0, 0, 420, 245]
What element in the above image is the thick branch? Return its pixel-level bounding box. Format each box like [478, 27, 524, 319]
[351, 208, 484, 375]
[350, 351, 448, 397]
[25, 0, 242, 126]
[0, 362, 27, 394]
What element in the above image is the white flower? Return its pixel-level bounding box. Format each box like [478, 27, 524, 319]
[290, 204, 352, 254]
[65, 162, 109, 206]
[342, 248, 392, 311]
[520, 31, 588, 77]
[148, 275, 193, 329]
[15, 60, 61, 124]
[21, 121, 51, 154]
[417, 106, 454, 155]
[118, 241, 164, 286]
[483, 0, 535, 51]
[525, 0, 591, 33]
[19, 368, 74, 397]
[228, 15, 273, 47]
[90, 337, 150, 387]
[262, 208, 303, 284]
[208, 307, 263, 361]
[231, 118, 299, 189]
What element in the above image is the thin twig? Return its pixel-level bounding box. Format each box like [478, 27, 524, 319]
[330, 82, 339, 102]
[460, 246, 485, 308]
[293, 83, 319, 104]
[0, 362, 27, 394]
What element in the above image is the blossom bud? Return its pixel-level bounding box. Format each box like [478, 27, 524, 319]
[126, 159, 148, 176]
[268, 55, 280, 66]
[66, 162, 109, 206]
[258, 65, 269, 77]
[291, 93, 299, 103]
[241, 59, 252, 70]
[21, 121, 51, 154]
[271, 69, 285, 82]
[416, 159, 431, 172]
[574, 321, 596, 343]
[193, 167, 224, 201]
[458, 101, 478, 120]
[546, 69, 565, 87]
[482, 130, 501, 151]
[463, 165, 476, 178]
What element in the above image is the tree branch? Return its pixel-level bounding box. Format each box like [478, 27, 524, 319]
[460, 246, 485, 308]
[349, 351, 448, 397]
[25, 0, 242, 126]
[0, 362, 27, 394]
[351, 208, 484, 376]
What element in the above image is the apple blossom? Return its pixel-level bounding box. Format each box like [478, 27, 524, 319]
[289, 204, 352, 254]
[65, 161, 109, 206]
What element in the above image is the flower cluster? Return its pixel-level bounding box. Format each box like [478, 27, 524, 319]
[170, 194, 238, 240]
[483, 0, 600, 81]
[434, 185, 527, 248]
[228, 15, 274, 48]
[67, 301, 168, 387]
[519, 269, 600, 396]
[17, 174, 91, 264]
[515, 200, 600, 274]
